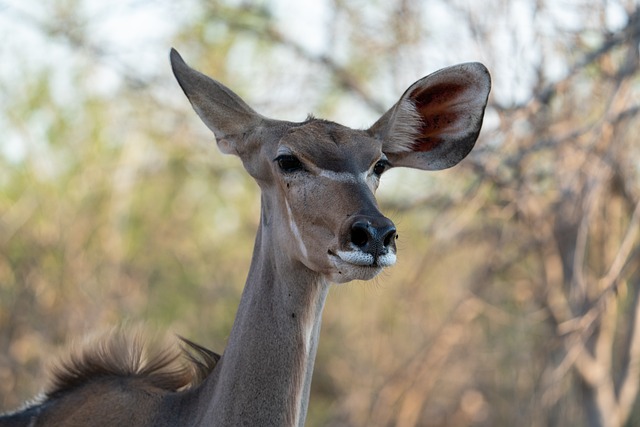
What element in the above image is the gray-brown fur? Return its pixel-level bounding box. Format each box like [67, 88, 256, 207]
[1, 49, 490, 427]
[0, 332, 218, 427]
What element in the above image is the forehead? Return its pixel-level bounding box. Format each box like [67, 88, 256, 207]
[279, 119, 382, 172]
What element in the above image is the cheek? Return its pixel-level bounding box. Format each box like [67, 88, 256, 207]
[301, 186, 342, 229]
[285, 184, 339, 252]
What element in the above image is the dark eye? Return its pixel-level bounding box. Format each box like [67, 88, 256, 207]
[275, 155, 303, 173]
[373, 160, 390, 177]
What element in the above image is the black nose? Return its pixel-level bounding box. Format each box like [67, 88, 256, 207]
[350, 216, 397, 258]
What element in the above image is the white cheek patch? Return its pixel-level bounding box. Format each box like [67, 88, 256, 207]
[285, 199, 308, 259]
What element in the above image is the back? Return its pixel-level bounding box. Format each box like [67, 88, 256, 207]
[0, 377, 165, 427]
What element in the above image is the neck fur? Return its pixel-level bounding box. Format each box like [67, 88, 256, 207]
[183, 200, 330, 427]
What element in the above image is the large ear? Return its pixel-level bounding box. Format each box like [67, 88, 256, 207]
[368, 63, 491, 170]
[170, 48, 264, 156]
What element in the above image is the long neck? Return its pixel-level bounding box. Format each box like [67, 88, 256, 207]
[179, 200, 330, 426]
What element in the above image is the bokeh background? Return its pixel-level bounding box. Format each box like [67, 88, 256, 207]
[1, 1, 640, 426]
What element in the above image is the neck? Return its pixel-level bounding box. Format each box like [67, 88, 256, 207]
[180, 200, 330, 427]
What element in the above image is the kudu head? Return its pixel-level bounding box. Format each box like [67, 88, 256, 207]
[170, 49, 490, 284]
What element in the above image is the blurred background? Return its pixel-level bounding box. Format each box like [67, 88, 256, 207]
[1, 0, 640, 426]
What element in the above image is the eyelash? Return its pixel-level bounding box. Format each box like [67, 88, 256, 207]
[274, 154, 304, 173]
[373, 160, 391, 176]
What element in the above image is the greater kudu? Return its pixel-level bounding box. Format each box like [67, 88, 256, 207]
[0, 49, 490, 426]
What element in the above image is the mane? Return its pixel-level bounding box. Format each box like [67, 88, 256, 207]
[45, 329, 220, 398]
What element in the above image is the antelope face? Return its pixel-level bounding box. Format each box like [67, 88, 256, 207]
[170, 48, 491, 284]
[268, 120, 397, 283]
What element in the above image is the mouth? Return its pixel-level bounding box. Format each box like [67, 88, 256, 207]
[327, 249, 396, 283]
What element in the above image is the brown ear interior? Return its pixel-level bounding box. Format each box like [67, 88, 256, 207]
[410, 81, 473, 152]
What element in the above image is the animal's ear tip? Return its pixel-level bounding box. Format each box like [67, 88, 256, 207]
[464, 62, 492, 90]
[169, 48, 186, 69]
[454, 61, 488, 75]
[466, 61, 489, 72]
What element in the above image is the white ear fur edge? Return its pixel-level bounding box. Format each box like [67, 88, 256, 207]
[370, 62, 491, 170]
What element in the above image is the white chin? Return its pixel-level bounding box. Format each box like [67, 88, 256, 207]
[327, 252, 394, 283]
[329, 262, 383, 283]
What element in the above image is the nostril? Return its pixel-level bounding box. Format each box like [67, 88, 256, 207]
[350, 222, 370, 248]
[382, 228, 397, 247]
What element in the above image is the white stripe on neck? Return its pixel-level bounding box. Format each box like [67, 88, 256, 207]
[285, 200, 308, 259]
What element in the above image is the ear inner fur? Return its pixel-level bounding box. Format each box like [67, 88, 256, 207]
[369, 62, 491, 171]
